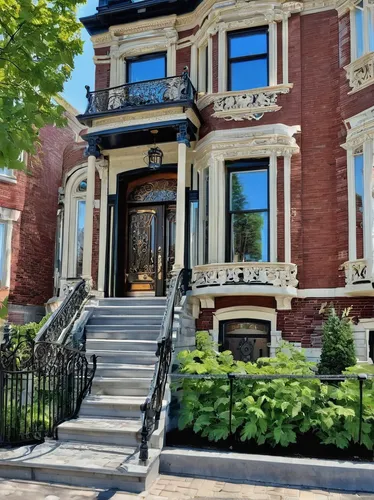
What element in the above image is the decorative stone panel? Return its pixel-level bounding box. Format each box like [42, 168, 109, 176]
[345, 52, 374, 93]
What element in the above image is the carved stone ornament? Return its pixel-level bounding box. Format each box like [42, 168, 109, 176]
[192, 262, 299, 288]
[342, 259, 371, 286]
[198, 85, 292, 122]
[345, 53, 374, 93]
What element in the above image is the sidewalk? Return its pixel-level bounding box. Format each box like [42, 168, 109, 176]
[0, 476, 373, 500]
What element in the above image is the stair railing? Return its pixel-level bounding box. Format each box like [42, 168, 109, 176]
[139, 268, 186, 463]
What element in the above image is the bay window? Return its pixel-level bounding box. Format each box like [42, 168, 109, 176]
[227, 28, 269, 91]
[227, 161, 269, 263]
[354, 150, 364, 258]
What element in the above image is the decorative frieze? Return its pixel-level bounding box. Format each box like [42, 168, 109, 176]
[345, 52, 374, 93]
[197, 85, 292, 121]
[192, 262, 298, 289]
[342, 259, 371, 285]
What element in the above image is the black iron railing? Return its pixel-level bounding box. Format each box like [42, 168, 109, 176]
[0, 337, 96, 446]
[36, 280, 90, 344]
[171, 373, 374, 452]
[84, 72, 196, 116]
[139, 269, 186, 463]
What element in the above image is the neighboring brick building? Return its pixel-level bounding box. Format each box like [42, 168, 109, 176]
[57, 0, 374, 362]
[4, 98, 84, 324]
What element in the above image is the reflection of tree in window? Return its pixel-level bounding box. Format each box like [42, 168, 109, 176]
[76, 200, 86, 277]
[229, 167, 269, 263]
[231, 173, 263, 261]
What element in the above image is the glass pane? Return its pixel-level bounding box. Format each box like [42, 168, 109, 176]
[231, 211, 268, 262]
[223, 321, 270, 362]
[0, 223, 6, 285]
[128, 55, 166, 83]
[189, 200, 199, 268]
[230, 170, 268, 211]
[354, 154, 364, 259]
[0, 167, 13, 177]
[128, 209, 156, 289]
[369, 8, 374, 52]
[204, 169, 209, 264]
[166, 207, 176, 284]
[230, 58, 268, 91]
[76, 200, 86, 277]
[229, 31, 267, 58]
[129, 179, 177, 203]
[355, 6, 364, 58]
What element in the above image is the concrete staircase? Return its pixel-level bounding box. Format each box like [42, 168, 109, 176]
[0, 297, 166, 493]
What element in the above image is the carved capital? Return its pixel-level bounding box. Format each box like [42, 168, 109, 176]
[85, 136, 102, 158]
[96, 158, 109, 179]
[177, 123, 191, 147]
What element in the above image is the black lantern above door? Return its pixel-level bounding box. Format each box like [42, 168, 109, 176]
[145, 130, 163, 170]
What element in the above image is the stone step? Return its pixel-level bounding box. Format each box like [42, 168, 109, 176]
[88, 306, 166, 317]
[88, 315, 163, 326]
[86, 339, 158, 352]
[87, 349, 157, 365]
[92, 377, 152, 397]
[0, 440, 159, 493]
[95, 363, 155, 379]
[87, 329, 160, 340]
[99, 298, 166, 307]
[58, 417, 142, 447]
[86, 324, 161, 333]
[80, 395, 145, 418]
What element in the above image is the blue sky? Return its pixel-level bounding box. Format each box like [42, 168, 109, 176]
[63, 0, 98, 113]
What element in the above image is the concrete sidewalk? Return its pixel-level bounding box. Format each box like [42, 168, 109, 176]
[1, 476, 373, 500]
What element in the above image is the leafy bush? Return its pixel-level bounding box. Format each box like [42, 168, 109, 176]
[11, 314, 51, 343]
[174, 333, 374, 450]
[318, 307, 357, 375]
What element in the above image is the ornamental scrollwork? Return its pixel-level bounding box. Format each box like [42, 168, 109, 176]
[345, 54, 374, 92]
[343, 259, 370, 285]
[192, 263, 299, 288]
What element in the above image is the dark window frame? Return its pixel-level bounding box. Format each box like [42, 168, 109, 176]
[219, 318, 271, 361]
[126, 51, 167, 83]
[225, 159, 270, 263]
[227, 27, 269, 91]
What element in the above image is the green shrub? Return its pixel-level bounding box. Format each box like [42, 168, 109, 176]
[174, 333, 374, 450]
[318, 307, 357, 375]
[11, 314, 51, 343]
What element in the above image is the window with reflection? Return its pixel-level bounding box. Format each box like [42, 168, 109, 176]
[127, 53, 167, 84]
[0, 222, 7, 286]
[73, 178, 87, 277]
[353, 0, 374, 59]
[219, 319, 270, 362]
[354, 150, 364, 259]
[227, 27, 269, 91]
[227, 161, 269, 263]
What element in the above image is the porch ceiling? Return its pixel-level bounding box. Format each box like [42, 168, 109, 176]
[82, 118, 197, 151]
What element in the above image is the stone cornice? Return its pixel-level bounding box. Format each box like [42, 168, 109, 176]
[342, 106, 374, 149]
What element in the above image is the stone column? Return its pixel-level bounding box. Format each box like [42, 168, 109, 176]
[96, 159, 109, 294]
[174, 124, 190, 269]
[82, 137, 101, 284]
[364, 139, 374, 274]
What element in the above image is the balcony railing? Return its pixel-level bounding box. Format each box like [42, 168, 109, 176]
[191, 262, 299, 289]
[83, 73, 196, 116]
[342, 259, 372, 286]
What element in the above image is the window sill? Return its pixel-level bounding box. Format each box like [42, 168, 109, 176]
[0, 175, 17, 185]
[345, 52, 374, 94]
[196, 84, 293, 121]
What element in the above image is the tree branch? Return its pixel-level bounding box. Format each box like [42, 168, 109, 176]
[0, 57, 25, 72]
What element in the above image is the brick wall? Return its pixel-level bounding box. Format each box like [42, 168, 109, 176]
[9, 124, 76, 312]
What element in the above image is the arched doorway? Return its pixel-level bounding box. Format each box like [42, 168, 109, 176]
[124, 173, 177, 296]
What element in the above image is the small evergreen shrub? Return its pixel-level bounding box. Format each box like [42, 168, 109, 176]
[318, 307, 357, 375]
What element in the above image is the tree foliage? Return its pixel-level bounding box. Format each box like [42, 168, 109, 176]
[174, 333, 374, 451]
[318, 307, 357, 375]
[0, 0, 85, 168]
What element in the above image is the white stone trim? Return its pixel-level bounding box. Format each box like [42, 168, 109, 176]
[97, 160, 109, 293]
[282, 14, 290, 85]
[61, 166, 88, 280]
[269, 153, 278, 262]
[211, 305, 278, 355]
[284, 154, 291, 262]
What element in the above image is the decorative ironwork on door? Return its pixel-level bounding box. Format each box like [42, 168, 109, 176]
[128, 209, 156, 291]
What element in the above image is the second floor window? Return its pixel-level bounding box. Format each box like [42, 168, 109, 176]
[353, 0, 374, 59]
[127, 53, 167, 84]
[227, 161, 269, 263]
[354, 150, 364, 259]
[227, 28, 269, 91]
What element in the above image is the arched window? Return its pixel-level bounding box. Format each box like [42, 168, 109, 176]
[72, 178, 87, 277]
[128, 179, 177, 203]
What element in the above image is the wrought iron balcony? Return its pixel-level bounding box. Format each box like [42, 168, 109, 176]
[83, 74, 196, 117]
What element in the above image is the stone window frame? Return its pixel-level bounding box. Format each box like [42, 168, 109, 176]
[0, 152, 26, 184]
[194, 124, 300, 266]
[0, 207, 20, 288]
[350, 0, 374, 61]
[343, 106, 374, 264]
[61, 165, 88, 280]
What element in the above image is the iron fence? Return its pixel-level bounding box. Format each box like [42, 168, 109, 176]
[0, 338, 96, 446]
[170, 372, 374, 452]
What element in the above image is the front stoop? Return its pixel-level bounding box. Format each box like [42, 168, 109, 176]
[0, 297, 166, 493]
[160, 447, 374, 493]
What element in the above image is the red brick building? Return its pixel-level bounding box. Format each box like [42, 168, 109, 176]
[4, 99, 84, 324]
[57, 0, 374, 362]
